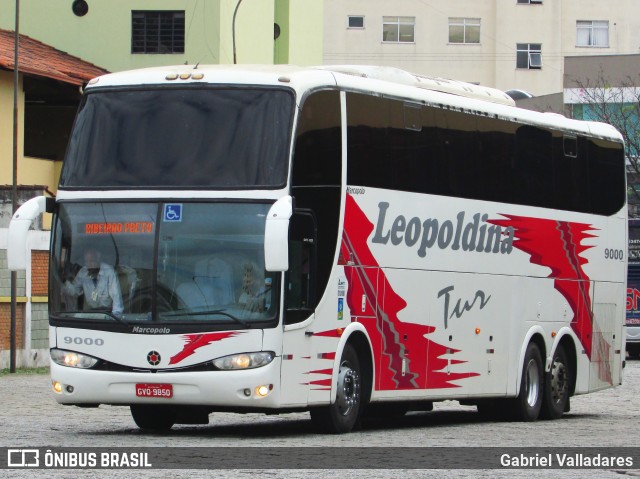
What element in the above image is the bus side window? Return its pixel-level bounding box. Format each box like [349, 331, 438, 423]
[514, 125, 553, 208]
[285, 211, 317, 325]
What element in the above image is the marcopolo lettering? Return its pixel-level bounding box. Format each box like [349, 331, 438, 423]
[132, 326, 171, 334]
[372, 202, 514, 258]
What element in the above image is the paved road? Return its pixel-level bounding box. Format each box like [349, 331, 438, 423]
[1, 359, 639, 478]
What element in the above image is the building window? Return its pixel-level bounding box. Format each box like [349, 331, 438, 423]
[516, 43, 542, 69]
[448, 18, 480, 44]
[576, 21, 609, 47]
[382, 16, 415, 43]
[348, 16, 365, 29]
[132, 11, 185, 54]
[517, 0, 543, 4]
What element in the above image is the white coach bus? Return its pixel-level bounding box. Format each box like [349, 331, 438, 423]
[8, 65, 627, 433]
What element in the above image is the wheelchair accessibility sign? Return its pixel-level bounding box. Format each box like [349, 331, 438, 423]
[163, 204, 182, 222]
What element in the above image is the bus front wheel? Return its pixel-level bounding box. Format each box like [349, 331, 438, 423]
[310, 343, 362, 434]
[130, 405, 177, 431]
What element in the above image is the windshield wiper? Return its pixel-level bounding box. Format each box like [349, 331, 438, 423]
[52, 310, 130, 327]
[160, 309, 251, 328]
[102, 311, 130, 326]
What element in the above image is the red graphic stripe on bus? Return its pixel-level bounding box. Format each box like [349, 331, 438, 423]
[318, 352, 337, 360]
[303, 369, 333, 390]
[312, 329, 344, 338]
[310, 380, 332, 390]
[342, 194, 476, 390]
[169, 332, 243, 365]
[489, 215, 612, 384]
[309, 368, 334, 376]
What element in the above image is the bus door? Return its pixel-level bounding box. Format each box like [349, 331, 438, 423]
[281, 212, 318, 406]
[592, 281, 624, 388]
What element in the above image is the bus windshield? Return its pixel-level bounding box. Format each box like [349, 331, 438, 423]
[59, 87, 294, 189]
[50, 202, 278, 328]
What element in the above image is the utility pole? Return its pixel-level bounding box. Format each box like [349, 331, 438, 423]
[232, 0, 243, 64]
[10, 0, 20, 373]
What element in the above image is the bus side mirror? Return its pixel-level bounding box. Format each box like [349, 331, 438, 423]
[264, 196, 292, 272]
[7, 195, 48, 271]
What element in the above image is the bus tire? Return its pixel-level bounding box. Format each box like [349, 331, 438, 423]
[310, 343, 362, 434]
[509, 342, 543, 421]
[130, 405, 177, 431]
[540, 344, 571, 420]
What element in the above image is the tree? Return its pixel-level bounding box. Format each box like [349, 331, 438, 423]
[567, 68, 640, 216]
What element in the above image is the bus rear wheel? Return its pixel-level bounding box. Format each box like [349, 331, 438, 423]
[540, 344, 571, 419]
[130, 405, 177, 431]
[509, 342, 543, 421]
[310, 343, 362, 434]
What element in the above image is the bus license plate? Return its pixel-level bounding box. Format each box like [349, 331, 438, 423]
[136, 383, 173, 398]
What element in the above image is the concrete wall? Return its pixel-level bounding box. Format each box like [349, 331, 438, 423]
[0, 71, 23, 185]
[286, 0, 323, 65]
[565, 54, 640, 87]
[0, 229, 51, 369]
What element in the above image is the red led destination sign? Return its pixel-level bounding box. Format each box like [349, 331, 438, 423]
[84, 222, 154, 235]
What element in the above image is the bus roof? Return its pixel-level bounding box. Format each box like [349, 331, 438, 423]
[85, 64, 623, 144]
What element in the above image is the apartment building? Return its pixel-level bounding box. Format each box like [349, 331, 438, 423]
[0, 0, 322, 72]
[324, 0, 640, 96]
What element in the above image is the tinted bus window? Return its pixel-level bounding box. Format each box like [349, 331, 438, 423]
[346, 92, 625, 216]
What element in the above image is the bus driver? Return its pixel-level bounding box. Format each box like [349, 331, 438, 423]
[63, 247, 124, 316]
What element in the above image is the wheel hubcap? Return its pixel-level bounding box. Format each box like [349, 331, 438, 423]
[525, 358, 540, 407]
[550, 359, 568, 404]
[336, 362, 360, 416]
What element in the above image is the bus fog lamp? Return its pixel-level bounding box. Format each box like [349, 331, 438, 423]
[256, 384, 273, 397]
[53, 381, 63, 394]
[51, 348, 99, 369]
[213, 351, 275, 370]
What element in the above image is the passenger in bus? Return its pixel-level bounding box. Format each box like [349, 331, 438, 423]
[238, 262, 271, 312]
[62, 247, 124, 316]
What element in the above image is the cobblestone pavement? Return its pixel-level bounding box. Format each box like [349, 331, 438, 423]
[1, 359, 639, 478]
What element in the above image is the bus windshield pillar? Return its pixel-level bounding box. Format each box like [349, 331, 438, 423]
[264, 196, 292, 271]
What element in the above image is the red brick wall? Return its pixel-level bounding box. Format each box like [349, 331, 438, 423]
[31, 251, 49, 296]
[0, 304, 25, 350]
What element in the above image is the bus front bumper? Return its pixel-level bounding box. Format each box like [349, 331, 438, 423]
[49, 358, 282, 409]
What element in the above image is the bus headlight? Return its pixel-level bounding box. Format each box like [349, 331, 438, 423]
[213, 351, 275, 370]
[50, 348, 99, 369]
